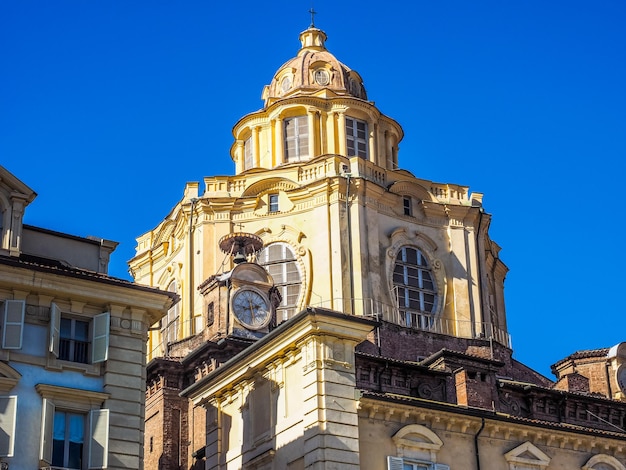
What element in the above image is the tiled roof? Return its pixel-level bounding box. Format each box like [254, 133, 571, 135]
[551, 348, 610, 369]
[360, 390, 626, 438]
[0, 253, 177, 299]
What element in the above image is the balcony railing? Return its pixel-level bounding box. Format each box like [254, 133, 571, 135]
[308, 297, 512, 348]
[148, 297, 511, 360]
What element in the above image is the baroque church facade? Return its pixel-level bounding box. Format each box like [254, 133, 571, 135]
[130, 25, 626, 470]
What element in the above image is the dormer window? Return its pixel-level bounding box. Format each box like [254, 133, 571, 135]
[346, 117, 368, 158]
[268, 194, 279, 213]
[403, 196, 412, 216]
[284, 116, 309, 162]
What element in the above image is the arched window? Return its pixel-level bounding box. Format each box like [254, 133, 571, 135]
[257, 242, 301, 323]
[161, 281, 179, 350]
[393, 247, 437, 329]
[582, 454, 626, 470]
[284, 116, 309, 162]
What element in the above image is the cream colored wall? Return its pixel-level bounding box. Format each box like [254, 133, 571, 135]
[132, 149, 507, 360]
[358, 401, 626, 470]
[187, 310, 373, 469]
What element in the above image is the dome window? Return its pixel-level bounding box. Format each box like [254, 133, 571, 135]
[284, 116, 309, 162]
[314, 69, 330, 86]
[281, 76, 292, 94]
[346, 117, 368, 159]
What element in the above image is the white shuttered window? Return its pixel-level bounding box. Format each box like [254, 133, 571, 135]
[40, 400, 109, 470]
[0, 396, 17, 457]
[1, 300, 25, 349]
[284, 116, 309, 162]
[346, 117, 368, 158]
[49, 303, 110, 364]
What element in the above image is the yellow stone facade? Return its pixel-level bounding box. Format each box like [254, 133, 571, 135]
[133, 25, 626, 470]
[130, 26, 508, 362]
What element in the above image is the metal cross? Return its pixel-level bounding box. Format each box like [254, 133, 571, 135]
[309, 7, 317, 28]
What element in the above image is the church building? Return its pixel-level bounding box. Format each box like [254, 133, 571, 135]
[130, 23, 626, 470]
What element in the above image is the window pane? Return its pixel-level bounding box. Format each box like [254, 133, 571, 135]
[392, 246, 437, 324]
[60, 318, 71, 338]
[74, 320, 89, 341]
[405, 248, 418, 265]
[258, 242, 302, 323]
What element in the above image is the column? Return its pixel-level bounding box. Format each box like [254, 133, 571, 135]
[337, 111, 347, 157]
[252, 126, 260, 167]
[274, 118, 284, 165]
[307, 109, 317, 158]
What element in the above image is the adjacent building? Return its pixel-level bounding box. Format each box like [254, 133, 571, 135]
[0, 165, 177, 469]
[130, 25, 626, 470]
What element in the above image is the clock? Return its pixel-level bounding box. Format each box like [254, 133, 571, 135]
[231, 287, 271, 330]
[617, 363, 626, 395]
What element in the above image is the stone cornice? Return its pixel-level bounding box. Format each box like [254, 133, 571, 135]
[182, 308, 376, 403]
[359, 395, 626, 455]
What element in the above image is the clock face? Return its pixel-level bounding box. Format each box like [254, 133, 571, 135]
[232, 288, 271, 330]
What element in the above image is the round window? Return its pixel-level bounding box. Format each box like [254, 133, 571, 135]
[314, 69, 330, 86]
[281, 76, 292, 93]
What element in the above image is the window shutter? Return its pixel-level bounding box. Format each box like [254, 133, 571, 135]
[0, 396, 17, 457]
[49, 302, 61, 357]
[387, 456, 404, 470]
[40, 398, 55, 463]
[2, 300, 25, 349]
[88, 409, 109, 469]
[92, 312, 110, 363]
[435, 465, 450, 470]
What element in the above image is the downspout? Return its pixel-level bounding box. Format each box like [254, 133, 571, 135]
[188, 198, 198, 335]
[474, 417, 485, 470]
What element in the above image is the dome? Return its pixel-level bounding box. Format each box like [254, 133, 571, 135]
[262, 27, 367, 107]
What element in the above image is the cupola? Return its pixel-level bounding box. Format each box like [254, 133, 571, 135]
[262, 26, 367, 107]
[230, 25, 403, 173]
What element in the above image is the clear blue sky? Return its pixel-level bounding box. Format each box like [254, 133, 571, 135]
[2, 1, 625, 378]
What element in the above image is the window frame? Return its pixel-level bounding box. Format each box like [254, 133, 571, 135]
[392, 247, 438, 329]
[0, 395, 17, 457]
[403, 196, 412, 216]
[283, 115, 309, 162]
[387, 457, 449, 470]
[59, 317, 90, 364]
[1, 299, 25, 349]
[257, 242, 302, 323]
[37, 383, 109, 470]
[268, 193, 279, 213]
[49, 303, 110, 365]
[346, 117, 368, 159]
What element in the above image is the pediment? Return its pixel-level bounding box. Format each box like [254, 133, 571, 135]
[392, 424, 443, 451]
[242, 178, 299, 198]
[504, 441, 551, 469]
[0, 165, 37, 204]
[0, 362, 22, 392]
[388, 180, 435, 203]
[583, 454, 626, 470]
